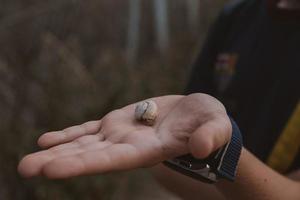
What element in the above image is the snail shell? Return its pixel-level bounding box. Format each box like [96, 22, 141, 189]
[135, 100, 158, 126]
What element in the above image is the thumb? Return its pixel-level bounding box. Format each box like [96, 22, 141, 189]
[188, 115, 232, 159]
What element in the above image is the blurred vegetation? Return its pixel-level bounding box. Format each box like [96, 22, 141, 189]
[0, 0, 226, 199]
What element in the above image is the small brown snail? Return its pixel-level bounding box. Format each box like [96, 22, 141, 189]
[134, 100, 158, 126]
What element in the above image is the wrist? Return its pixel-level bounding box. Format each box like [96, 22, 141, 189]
[164, 116, 243, 183]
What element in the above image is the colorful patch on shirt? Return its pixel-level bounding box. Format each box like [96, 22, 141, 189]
[214, 53, 238, 93]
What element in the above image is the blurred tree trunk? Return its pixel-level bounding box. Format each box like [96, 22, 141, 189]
[186, 0, 200, 36]
[127, 0, 141, 66]
[153, 0, 169, 56]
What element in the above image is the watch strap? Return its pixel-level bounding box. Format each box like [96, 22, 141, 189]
[215, 117, 243, 181]
[163, 116, 243, 182]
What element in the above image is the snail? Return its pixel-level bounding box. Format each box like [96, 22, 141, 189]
[135, 100, 158, 126]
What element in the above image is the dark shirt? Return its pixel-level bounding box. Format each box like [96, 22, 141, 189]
[185, 0, 300, 172]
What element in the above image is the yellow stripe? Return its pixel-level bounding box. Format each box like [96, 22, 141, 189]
[267, 102, 300, 173]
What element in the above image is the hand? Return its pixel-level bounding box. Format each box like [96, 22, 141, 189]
[18, 93, 232, 179]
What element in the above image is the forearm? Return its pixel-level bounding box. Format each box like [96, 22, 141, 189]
[151, 148, 300, 200]
[150, 165, 225, 200]
[216, 148, 300, 200]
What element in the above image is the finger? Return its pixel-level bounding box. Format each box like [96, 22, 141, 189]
[18, 150, 56, 178]
[38, 120, 102, 148]
[51, 140, 112, 161]
[50, 134, 105, 151]
[188, 115, 232, 159]
[42, 144, 141, 179]
[18, 140, 111, 178]
[51, 141, 112, 156]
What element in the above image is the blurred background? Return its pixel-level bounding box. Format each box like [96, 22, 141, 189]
[0, 0, 227, 199]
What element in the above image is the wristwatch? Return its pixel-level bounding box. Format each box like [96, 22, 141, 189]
[163, 117, 243, 183]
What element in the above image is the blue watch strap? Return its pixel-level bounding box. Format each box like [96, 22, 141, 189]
[215, 117, 243, 181]
[163, 116, 243, 183]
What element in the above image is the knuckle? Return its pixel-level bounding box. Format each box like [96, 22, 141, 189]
[74, 137, 87, 146]
[103, 109, 122, 122]
[62, 127, 72, 136]
[185, 93, 227, 114]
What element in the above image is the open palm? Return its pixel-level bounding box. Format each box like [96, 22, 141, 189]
[18, 94, 231, 179]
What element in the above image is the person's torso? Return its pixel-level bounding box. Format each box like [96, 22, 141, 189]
[188, 0, 300, 173]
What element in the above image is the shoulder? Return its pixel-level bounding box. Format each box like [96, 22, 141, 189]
[222, 0, 259, 17]
[211, 0, 260, 31]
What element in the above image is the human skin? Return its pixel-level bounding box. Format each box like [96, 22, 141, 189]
[18, 94, 300, 199]
[18, 94, 231, 178]
[278, 0, 300, 8]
